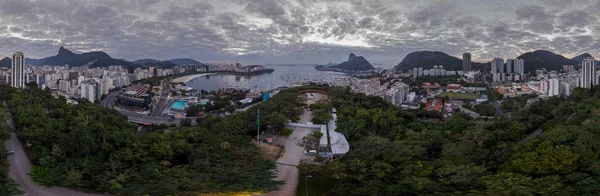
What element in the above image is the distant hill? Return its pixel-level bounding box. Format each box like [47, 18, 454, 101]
[570, 53, 594, 63]
[169, 58, 202, 65]
[42, 47, 130, 68]
[332, 53, 375, 71]
[25, 58, 46, 65]
[516, 50, 580, 73]
[0, 57, 10, 68]
[394, 51, 487, 71]
[132, 59, 177, 67]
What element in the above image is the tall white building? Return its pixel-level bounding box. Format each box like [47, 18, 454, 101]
[101, 77, 112, 95]
[491, 58, 504, 82]
[548, 78, 560, 97]
[581, 58, 597, 89]
[11, 52, 26, 88]
[80, 81, 101, 103]
[514, 59, 525, 74]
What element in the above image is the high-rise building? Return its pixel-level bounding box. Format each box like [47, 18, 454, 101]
[539, 80, 548, 93]
[491, 58, 504, 82]
[418, 68, 423, 76]
[581, 58, 597, 89]
[413, 68, 418, 78]
[491, 58, 504, 74]
[514, 59, 525, 74]
[59, 80, 70, 93]
[463, 53, 472, 72]
[562, 82, 572, 97]
[81, 81, 101, 103]
[506, 59, 513, 73]
[11, 52, 25, 88]
[548, 78, 560, 97]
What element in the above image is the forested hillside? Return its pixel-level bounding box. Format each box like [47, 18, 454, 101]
[0, 85, 285, 195]
[298, 86, 600, 195]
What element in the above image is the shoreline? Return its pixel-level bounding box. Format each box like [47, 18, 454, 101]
[171, 73, 216, 83]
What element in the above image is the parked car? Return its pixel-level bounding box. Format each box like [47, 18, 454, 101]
[304, 150, 317, 155]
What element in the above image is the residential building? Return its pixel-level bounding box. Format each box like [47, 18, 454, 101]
[80, 81, 100, 103]
[548, 78, 560, 97]
[562, 82, 572, 97]
[581, 58, 597, 89]
[463, 53, 472, 72]
[11, 52, 26, 88]
[506, 59, 513, 73]
[491, 58, 504, 82]
[59, 80, 70, 93]
[539, 79, 548, 94]
[514, 59, 525, 74]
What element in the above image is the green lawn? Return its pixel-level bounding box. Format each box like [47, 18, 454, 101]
[296, 170, 336, 196]
[438, 92, 477, 100]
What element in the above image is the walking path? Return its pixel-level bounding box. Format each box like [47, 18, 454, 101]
[262, 110, 314, 196]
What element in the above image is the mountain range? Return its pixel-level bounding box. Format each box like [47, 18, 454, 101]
[394, 51, 489, 71]
[395, 50, 598, 73]
[0, 46, 205, 68]
[329, 53, 375, 71]
[516, 50, 595, 72]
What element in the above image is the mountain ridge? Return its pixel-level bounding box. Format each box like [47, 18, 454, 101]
[395, 50, 597, 73]
[394, 51, 488, 71]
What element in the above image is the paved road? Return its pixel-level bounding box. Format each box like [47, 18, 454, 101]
[519, 128, 543, 143]
[3, 103, 108, 196]
[263, 110, 313, 196]
[492, 100, 504, 115]
[151, 80, 172, 117]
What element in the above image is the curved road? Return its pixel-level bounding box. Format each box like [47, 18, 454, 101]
[3, 104, 108, 196]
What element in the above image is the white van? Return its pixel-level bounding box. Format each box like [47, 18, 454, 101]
[304, 150, 317, 155]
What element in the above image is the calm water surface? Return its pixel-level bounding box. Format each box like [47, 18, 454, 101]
[185, 65, 348, 91]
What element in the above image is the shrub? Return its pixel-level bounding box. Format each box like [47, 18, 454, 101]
[280, 128, 293, 136]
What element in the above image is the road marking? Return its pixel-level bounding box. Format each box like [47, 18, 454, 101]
[275, 162, 298, 167]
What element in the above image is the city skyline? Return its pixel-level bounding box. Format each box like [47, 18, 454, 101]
[0, 0, 599, 66]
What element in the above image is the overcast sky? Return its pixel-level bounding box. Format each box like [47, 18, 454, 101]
[0, 0, 599, 67]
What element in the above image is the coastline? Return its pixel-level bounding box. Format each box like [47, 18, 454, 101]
[171, 73, 216, 83]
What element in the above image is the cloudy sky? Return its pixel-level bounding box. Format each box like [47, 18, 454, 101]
[0, 0, 599, 67]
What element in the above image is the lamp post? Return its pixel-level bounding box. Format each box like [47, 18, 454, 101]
[305, 174, 312, 196]
[1, 151, 14, 160]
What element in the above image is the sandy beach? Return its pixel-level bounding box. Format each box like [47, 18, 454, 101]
[171, 73, 216, 83]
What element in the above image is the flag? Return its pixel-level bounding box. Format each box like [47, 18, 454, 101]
[256, 109, 260, 127]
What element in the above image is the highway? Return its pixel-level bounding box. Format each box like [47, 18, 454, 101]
[3, 102, 107, 196]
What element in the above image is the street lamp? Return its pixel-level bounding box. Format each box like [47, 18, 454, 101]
[1, 151, 14, 160]
[305, 174, 312, 196]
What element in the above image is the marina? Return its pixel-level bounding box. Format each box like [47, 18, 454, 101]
[184, 65, 349, 91]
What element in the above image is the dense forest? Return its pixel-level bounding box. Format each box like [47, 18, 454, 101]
[0, 85, 293, 195]
[298, 86, 600, 195]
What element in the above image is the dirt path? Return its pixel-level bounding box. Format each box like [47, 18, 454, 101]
[262, 110, 314, 196]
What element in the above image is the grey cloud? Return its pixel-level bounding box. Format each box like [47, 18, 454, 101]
[1, 0, 600, 65]
[515, 5, 556, 33]
[557, 10, 591, 28]
[243, 0, 287, 18]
